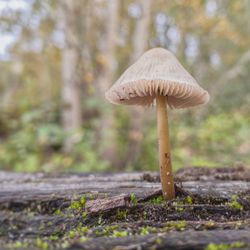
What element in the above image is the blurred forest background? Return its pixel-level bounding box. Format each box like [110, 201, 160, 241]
[0, 0, 250, 173]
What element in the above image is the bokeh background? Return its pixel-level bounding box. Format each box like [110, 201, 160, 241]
[0, 0, 250, 173]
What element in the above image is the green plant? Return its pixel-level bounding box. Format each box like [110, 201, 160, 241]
[130, 193, 138, 205]
[148, 195, 165, 204]
[116, 209, 128, 220]
[69, 196, 86, 210]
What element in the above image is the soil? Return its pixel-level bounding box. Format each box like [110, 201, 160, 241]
[0, 166, 250, 250]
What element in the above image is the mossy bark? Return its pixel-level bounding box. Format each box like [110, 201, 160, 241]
[0, 166, 250, 250]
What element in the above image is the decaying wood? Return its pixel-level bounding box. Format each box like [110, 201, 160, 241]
[175, 165, 250, 182]
[68, 230, 250, 250]
[0, 167, 250, 250]
[86, 195, 132, 213]
[1, 169, 250, 211]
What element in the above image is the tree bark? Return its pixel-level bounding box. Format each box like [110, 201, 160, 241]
[60, 0, 82, 153]
[122, 0, 152, 168]
[97, 0, 120, 167]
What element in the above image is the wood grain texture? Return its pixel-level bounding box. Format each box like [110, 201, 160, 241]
[0, 167, 250, 249]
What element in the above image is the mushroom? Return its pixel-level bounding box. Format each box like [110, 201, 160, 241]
[105, 48, 209, 200]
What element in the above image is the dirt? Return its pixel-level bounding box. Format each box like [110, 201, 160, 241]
[0, 166, 250, 250]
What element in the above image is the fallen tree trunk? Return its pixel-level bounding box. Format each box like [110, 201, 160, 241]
[0, 166, 250, 250]
[69, 230, 250, 250]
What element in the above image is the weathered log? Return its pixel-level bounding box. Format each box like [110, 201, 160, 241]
[67, 230, 250, 250]
[0, 167, 250, 250]
[1, 169, 250, 211]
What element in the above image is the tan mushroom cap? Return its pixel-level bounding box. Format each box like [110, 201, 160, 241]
[105, 48, 210, 108]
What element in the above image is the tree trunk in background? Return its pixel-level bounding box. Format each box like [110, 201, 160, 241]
[190, 36, 211, 120]
[82, 0, 94, 95]
[122, 0, 152, 168]
[60, 1, 82, 153]
[98, 0, 119, 167]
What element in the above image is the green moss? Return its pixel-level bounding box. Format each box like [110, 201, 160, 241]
[139, 227, 150, 235]
[82, 211, 88, 218]
[164, 221, 187, 231]
[130, 193, 138, 205]
[116, 209, 128, 220]
[49, 235, 59, 241]
[36, 238, 49, 250]
[155, 237, 162, 245]
[205, 241, 246, 250]
[69, 196, 86, 211]
[94, 229, 103, 236]
[61, 241, 70, 249]
[6, 241, 29, 249]
[54, 209, 62, 216]
[47, 221, 53, 226]
[68, 230, 77, 239]
[232, 242, 247, 248]
[80, 236, 88, 242]
[97, 215, 103, 225]
[172, 201, 185, 212]
[103, 225, 118, 236]
[65, 224, 89, 239]
[186, 196, 193, 204]
[80, 226, 89, 233]
[227, 195, 243, 210]
[148, 195, 165, 204]
[112, 230, 128, 237]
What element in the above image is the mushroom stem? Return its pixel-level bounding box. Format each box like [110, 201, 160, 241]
[156, 95, 175, 200]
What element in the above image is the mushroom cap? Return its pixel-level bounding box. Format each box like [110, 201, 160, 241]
[105, 48, 210, 108]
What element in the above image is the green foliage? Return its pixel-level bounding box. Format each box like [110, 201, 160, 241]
[138, 112, 250, 171]
[0, 108, 109, 172]
[0, 0, 250, 173]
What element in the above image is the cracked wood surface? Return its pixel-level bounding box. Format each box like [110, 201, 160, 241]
[0, 166, 250, 250]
